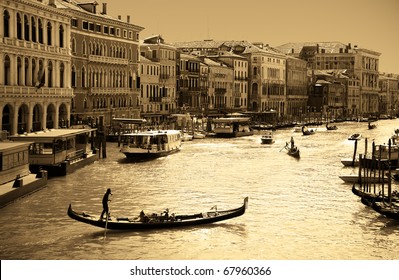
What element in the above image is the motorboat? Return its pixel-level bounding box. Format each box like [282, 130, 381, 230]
[120, 130, 181, 160]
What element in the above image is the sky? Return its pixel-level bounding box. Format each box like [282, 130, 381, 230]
[99, 0, 399, 74]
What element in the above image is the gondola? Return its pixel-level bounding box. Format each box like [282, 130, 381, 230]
[67, 197, 248, 230]
[286, 146, 300, 158]
[348, 133, 361, 140]
[371, 200, 399, 221]
[302, 126, 315, 135]
[326, 123, 338, 130]
[352, 184, 399, 202]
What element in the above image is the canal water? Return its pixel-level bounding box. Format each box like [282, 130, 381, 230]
[1, 120, 399, 260]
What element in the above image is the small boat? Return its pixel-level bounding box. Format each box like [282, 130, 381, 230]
[339, 175, 388, 183]
[302, 126, 315, 135]
[293, 125, 303, 133]
[348, 133, 361, 140]
[284, 137, 300, 158]
[192, 131, 206, 139]
[368, 120, 377, 129]
[352, 185, 399, 202]
[341, 158, 359, 167]
[287, 146, 300, 158]
[261, 131, 275, 144]
[120, 130, 181, 160]
[326, 123, 338, 130]
[67, 197, 248, 230]
[181, 132, 193, 142]
[361, 196, 399, 221]
[213, 117, 254, 138]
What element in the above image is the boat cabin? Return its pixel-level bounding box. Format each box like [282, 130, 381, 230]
[120, 130, 181, 159]
[213, 117, 253, 138]
[0, 142, 32, 185]
[9, 128, 98, 176]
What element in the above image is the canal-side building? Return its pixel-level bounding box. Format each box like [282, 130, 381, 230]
[1, 0, 73, 136]
[285, 56, 308, 121]
[216, 51, 248, 112]
[177, 53, 201, 113]
[308, 69, 348, 121]
[138, 55, 161, 124]
[276, 42, 380, 118]
[140, 35, 178, 123]
[379, 73, 399, 117]
[203, 57, 234, 113]
[173, 40, 249, 113]
[59, 1, 144, 128]
[231, 42, 286, 115]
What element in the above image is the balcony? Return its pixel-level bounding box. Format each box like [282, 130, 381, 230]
[1, 85, 74, 98]
[3, 38, 68, 55]
[88, 55, 129, 65]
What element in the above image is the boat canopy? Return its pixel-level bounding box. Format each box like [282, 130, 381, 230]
[213, 117, 251, 123]
[9, 128, 96, 143]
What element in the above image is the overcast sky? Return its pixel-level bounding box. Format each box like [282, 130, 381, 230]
[100, 0, 399, 74]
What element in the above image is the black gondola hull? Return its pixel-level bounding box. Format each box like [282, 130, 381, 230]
[67, 197, 248, 230]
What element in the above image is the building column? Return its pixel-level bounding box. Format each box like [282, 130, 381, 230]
[27, 103, 33, 133]
[11, 54, 17, 85]
[12, 103, 19, 136]
[54, 103, 59, 129]
[42, 103, 47, 130]
[0, 54, 4, 85]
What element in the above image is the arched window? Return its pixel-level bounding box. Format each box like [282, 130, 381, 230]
[24, 57, 29, 86]
[60, 63, 65, 88]
[31, 16, 36, 42]
[4, 55, 11, 85]
[3, 10, 10, 37]
[82, 41, 87, 55]
[71, 38, 76, 54]
[31, 58, 36, 86]
[38, 19, 43, 44]
[17, 57, 22, 86]
[17, 13, 22, 39]
[47, 22, 52, 45]
[24, 15, 30, 41]
[47, 61, 53, 87]
[71, 65, 76, 87]
[59, 25, 64, 48]
[81, 67, 86, 87]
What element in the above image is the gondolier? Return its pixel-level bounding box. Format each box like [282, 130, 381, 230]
[100, 188, 112, 220]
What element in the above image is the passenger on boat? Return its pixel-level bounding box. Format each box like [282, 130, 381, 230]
[139, 210, 149, 223]
[99, 188, 112, 220]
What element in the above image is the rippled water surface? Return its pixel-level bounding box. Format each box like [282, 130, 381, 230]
[1, 120, 399, 260]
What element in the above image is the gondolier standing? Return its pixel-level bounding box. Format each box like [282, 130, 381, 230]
[100, 188, 112, 220]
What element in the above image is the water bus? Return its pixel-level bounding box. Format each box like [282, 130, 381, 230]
[120, 130, 181, 160]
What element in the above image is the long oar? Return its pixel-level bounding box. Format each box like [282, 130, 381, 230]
[104, 201, 111, 239]
[279, 144, 288, 152]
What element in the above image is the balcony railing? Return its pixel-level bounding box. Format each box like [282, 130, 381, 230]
[3, 38, 68, 55]
[88, 55, 129, 65]
[1, 86, 74, 98]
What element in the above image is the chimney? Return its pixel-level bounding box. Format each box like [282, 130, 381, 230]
[118, 15, 121, 20]
[102, 3, 107, 14]
[348, 43, 351, 49]
[127, 15, 130, 23]
[49, 0, 56, 7]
